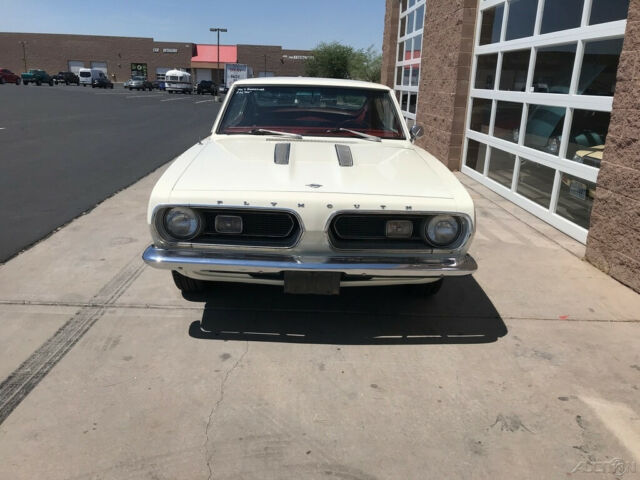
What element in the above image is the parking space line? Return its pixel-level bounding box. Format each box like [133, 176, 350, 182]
[160, 97, 191, 102]
[195, 99, 216, 104]
[126, 95, 165, 99]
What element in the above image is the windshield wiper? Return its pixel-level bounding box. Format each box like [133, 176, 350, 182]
[325, 128, 381, 142]
[249, 128, 303, 139]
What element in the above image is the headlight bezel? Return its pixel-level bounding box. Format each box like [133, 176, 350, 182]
[160, 206, 202, 241]
[423, 214, 463, 248]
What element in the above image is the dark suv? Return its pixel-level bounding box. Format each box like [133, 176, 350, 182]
[92, 76, 114, 89]
[196, 80, 217, 95]
[54, 71, 80, 85]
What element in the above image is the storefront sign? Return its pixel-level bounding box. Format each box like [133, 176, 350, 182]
[163, 48, 178, 53]
[130, 63, 148, 78]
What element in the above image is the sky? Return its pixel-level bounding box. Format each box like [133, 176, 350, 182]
[0, 0, 386, 51]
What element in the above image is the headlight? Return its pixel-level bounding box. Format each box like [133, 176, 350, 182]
[163, 207, 201, 240]
[425, 215, 461, 247]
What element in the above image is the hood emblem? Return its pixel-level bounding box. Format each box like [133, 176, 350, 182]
[306, 183, 322, 189]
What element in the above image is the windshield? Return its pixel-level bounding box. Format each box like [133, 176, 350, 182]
[217, 85, 406, 140]
[132, 76, 144, 81]
[79, 71, 90, 77]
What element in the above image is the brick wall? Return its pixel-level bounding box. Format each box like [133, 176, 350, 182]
[414, 0, 477, 170]
[237, 45, 310, 78]
[0, 32, 194, 81]
[380, 0, 400, 88]
[586, 3, 640, 293]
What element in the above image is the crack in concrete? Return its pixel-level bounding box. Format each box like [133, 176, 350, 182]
[203, 341, 249, 480]
[1, 299, 638, 323]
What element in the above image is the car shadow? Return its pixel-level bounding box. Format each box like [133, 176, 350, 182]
[184, 276, 507, 345]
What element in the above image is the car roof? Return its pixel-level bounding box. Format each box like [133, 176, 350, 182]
[232, 77, 391, 91]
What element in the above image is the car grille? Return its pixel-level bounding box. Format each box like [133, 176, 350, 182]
[329, 214, 431, 250]
[194, 208, 301, 247]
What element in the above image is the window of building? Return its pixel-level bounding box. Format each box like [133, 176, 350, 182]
[463, 0, 628, 243]
[394, 0, 426, 126]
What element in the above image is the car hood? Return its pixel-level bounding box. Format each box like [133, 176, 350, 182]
[171, 137, 454, 199]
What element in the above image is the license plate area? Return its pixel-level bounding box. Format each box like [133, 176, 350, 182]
[283, 271, 341, 295]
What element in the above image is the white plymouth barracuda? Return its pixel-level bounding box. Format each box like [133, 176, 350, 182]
[143, 77, 477, 295]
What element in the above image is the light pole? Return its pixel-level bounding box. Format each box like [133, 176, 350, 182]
[19, 41, 27, 72]
[209, 27, 227, 85]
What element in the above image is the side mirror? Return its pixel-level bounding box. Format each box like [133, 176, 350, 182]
[410, 124, 424, 142]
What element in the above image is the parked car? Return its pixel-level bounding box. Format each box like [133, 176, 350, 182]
[53, 71, 80, 85]
[152, 80, 165, 90]
[21, 69, 53, 86]
[0, 68, 21, 85]
[78, 68, 105, 87]
[92, 74, 113, 89]
[142, 78, 477, 295]
[196, 80, 217, 95]
[218, 83, 228, 94]
[127, 76, 153, 91]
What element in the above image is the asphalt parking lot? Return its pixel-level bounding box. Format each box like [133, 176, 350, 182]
[0, 83, 221, 262]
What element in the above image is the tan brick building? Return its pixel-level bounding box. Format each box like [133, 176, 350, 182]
[0, 32, 310, 83]
[382, 0, 639, 293]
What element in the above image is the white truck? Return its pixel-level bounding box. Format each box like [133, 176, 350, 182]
[165, 69, 192, 94]
[223, 64, 252, 92]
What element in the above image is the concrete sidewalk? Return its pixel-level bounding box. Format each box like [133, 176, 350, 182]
[0, 167, 639, 480]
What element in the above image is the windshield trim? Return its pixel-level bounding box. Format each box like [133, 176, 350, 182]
[214, 84, 408, 141]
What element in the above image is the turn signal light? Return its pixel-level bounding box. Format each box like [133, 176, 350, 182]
[385, 220, 413, 238]
[215, 215, 243, 234]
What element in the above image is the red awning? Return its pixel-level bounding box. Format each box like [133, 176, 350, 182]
[192, 44, 237, 63]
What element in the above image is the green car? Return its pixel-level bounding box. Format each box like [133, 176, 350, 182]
[21, 69, 54, 86]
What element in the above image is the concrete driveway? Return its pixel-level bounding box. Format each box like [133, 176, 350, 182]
[0, 169, 639, 479]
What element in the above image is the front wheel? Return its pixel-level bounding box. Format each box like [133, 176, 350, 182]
[172, 271, 205, 294]
[36, 80, 41, 86]
[23, 81, 28, 85]
[48, 79, 53, 86]
[408, 278, 444, 297]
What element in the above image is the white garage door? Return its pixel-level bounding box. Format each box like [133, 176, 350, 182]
[156, 67, 170, 81]
[90, 61, 108, 75]
[196, 68, 212, 83]
[68, 61, 85, 74]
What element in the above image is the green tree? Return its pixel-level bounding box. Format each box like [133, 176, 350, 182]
[305, 42, 382, 83]
[349, 46, 382, 83]
[305, 42, 353, 79]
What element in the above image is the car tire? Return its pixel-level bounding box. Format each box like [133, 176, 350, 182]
[36, 80, 41, 86]
[110, 84, 114, 89]
[49, 79, 53, 86]
[172, 271, 205, 294]
[23, 81, 28, 85]
[16, 78, 21, 85]
[83, 84, 86, 87]
[65, 81, 69, 86]
[408, 278, 444, 297]
[0, 78, 4, 84]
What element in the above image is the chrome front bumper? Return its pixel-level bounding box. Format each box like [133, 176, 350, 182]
[142, 246, 477, 278]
